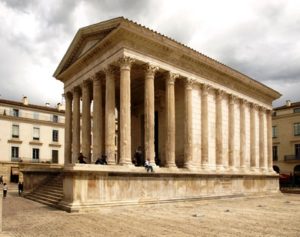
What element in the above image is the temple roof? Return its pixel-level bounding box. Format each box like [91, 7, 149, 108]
[53, 17, 281, 100]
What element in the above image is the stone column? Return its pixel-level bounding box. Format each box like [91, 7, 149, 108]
[119, 57, 134, 165]
[144, 64, 158, 165]
[259, 107, 266, 172]
[92, 73, 103, 162]
[250, 103, 257, 171]
[201, 84, 210, 170]
[165, 72, 179, 168]
[72, 87, 81, 163]
[228, 94, 236, 170]
[82, 80, 92, 163]
[266, 109, 273, 172]
[105, 67, 116, 164]
[215, 89, 224, 171]
[184, 78, 194, 169]
[64, 92, 73, 165]
[240, 99, 246, 171]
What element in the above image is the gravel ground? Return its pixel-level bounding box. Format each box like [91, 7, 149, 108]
[1, 190, 300, 237]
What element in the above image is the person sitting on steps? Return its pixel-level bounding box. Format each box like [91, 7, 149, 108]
[95, 154, 108, 165]
[78, 153, 87, 164]
[145, 158, 154, 173]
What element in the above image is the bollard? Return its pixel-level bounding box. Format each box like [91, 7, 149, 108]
[0, 191, 2, 232]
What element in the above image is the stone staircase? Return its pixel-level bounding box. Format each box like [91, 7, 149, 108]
[25, 173, 63, 208]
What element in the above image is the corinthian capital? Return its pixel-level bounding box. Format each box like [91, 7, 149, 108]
[201, 83, 212, 96]
[185, 78, 195, 90]
[166, 72, 179, 85]
[215, 89, 225, 98]
[118, 56, 135, 69]
[144, 63, 159, 77]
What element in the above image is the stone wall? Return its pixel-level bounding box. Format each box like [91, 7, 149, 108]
[59, 166, 279, 212]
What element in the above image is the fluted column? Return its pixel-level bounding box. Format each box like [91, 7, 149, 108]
[250, 103, 257, 171]
[216, 89, 224, 170]
[92, 74, 103, 162]
[183, 78, 194, 169]
[144, 64, 158, 165]
[165, 72, 179, 168]
[119, 57, 134, 165]
[266, 109, 273, 172]
[201, 84, 210, 169]
[240, 99, 246, 171]
[72, 87, 81, 163]
[64, 92, 72, 165]
[228, 94, 236, 170]
[82, 80, 92, 163]
[259, 107, 266, 172]
[105, 67, 116, 164]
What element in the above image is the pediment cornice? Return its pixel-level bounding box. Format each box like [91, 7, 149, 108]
[54, 17, 281, 102]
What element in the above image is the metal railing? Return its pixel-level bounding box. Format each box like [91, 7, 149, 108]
[284, 155, 300, 161]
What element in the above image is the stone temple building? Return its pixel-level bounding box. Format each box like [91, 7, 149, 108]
[26, 17, 282, 212]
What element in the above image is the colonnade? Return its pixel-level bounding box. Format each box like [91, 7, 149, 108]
[64, 56, 273, 173]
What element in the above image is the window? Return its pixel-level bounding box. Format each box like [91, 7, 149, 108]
[13, 109, 19, 117]
[272, 126, 277, 138]
[12, 125, 19, 138]
[32, 148, 39, 160]
[272, 146, 278, 161]
[33, 112, 39, 119]
[294, 123, 300, 136]
[52, 150, 59, 163]
[33, 127, 40, 140]
[11, 146, 19, 159]
[296, 144, 300, 158]
[52, 115, 58, 123]
[52, 130, 59, 142]
[294, 108, 300, 113]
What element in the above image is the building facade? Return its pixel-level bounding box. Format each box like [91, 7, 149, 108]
[27, 17, 281, 211]
[0, 97, 65, 182]
[272, 100, 300, 174]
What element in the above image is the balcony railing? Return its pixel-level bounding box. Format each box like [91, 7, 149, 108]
[284, 155, 300, 161]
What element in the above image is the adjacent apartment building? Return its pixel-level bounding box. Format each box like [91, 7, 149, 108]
[0, 97, 65, 182]
[272, 100, 300, 174]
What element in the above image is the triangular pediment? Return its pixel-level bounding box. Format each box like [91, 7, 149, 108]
[54, 17, 124, 78]
[69, 31, 111, 65]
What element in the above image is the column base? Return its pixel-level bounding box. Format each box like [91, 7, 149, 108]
[228, 166, 239, 173]
[164, 163, 177, 169]
[216, 165, 226, 173]
[250, 167, 260, 173]
[119, 162, 135, 167]
[183, 163, 198, 171]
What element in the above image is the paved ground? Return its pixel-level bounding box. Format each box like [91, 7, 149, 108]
[1, 189, 300, 237]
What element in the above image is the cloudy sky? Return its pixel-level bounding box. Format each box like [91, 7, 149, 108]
[0, 0, 299, 107]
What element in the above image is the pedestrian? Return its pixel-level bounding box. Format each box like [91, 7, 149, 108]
[3, 183, 8, 198]
[145, 159, 154, 173]
[18, 182, 24, 196]
[0, 175, 3, 184]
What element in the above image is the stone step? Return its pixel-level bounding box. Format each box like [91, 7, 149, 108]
[26, 193, 62, 203]
[26, 195, 60, 208]
[29, 191, 63, 200]
[36, 188, 63, 196]
[25, 173, 64, 209]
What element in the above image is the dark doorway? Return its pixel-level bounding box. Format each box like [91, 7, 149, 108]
[10, 167, 19, 183]
[155, 111, 160, 165]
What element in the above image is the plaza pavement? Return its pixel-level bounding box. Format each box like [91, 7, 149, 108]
[1, 186, 300, 237]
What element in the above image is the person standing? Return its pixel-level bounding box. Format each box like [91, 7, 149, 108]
[3, 183, 8, 198]
[18, 182, 23, 196]
[0, 176, 3, 184]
